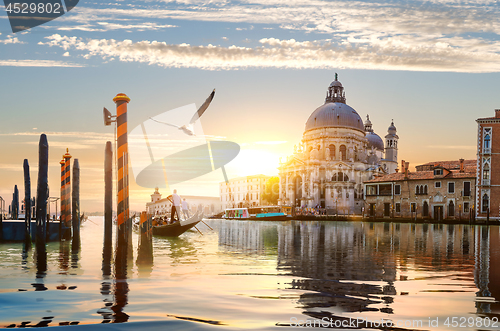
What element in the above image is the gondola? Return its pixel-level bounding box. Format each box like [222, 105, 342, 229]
[152, 211, 203, 237]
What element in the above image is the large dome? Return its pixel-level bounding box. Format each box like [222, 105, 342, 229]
[305, 103, 364, 132]
[366, 131, 384, 150]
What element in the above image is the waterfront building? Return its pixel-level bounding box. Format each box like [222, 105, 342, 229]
[146, 187, 222, 216]
[476, 109, 500, 220]
[364, 159, 476, 220]
[219, 174, 270, 209]
[278, 75, 397, 214]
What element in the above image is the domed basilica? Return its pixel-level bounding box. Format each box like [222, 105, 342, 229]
[278, 74, 399, 214]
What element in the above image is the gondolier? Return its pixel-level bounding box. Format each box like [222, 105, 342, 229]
[171, 189, 181, 222]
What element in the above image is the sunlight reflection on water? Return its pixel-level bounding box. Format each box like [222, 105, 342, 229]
[0, 218, 499, 330]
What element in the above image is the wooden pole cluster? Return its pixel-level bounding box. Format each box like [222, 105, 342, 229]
[114, 93, 131, 247]
[36, 134, 48, 249]
[23, 159, 31, 243]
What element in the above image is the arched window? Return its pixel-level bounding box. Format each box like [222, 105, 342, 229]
[416, 186, 420, 195]
[424, 185, 428, 195]
[354, 146, 358, 161]
[485, 134, 491, 149]
[448, 200, 455, 217]
[482, 194, 489, 213]
[340, 145, 347, 160]
[332, 172, 349, 182]
[329, 144, 335, 160]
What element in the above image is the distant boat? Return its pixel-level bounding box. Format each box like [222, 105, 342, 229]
[223, 206, 289, 221]
[152, 211, 203, 237]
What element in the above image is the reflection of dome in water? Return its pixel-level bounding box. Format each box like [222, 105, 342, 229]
[366, 131, 384, 151]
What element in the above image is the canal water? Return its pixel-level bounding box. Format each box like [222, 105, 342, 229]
[0, 218, 499, 330]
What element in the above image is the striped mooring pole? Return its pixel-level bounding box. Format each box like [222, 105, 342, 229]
[72, 159, 80, 248]
[60, 158, 65, 236]
[63, 149, 72, 239]
[114, 93, 130, 247]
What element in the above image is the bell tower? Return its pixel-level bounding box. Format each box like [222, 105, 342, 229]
[382, 120, 398, 173]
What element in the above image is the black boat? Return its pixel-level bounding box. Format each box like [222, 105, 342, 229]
[152, 211, 202, 237]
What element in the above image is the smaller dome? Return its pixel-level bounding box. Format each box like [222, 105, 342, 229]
[330, 80, 342, 88]
[366, 131, 384, 151]
[388, 120, 397, 134]
[364, 115, 372, 127]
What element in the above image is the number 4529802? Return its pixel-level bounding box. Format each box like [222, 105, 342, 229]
[5, 2, 63, 14]
[444, 317, 498, 328]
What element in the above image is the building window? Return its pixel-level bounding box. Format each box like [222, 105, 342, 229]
[448, 182, 455, 194]
[485, 134, 491, 149]
[395, 203, 401, 213]
[434, 169, 443, 176]
[329, 144, 335, 160]
[483, 168, 490, 180]
[464, 202, 469, 213]
[366, 185, 377, 196]
[332, 172, 349, 182]
[482, 193, 489, 213]
[340, 145, 347, 160]
[416, 186, 420, 195]
[394, 185, 401, 195]
[411, 203, 416, 213]
[463, 182, 471, 197]
[435, 182, 441, 188]
[448, 200, 455, 217]
[423, 201, 429, 217]
[424, 185, 428, 194]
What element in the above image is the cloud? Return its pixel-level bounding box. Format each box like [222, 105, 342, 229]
[0, 35, 24, 44]
[39, 34, 500, 72]
[0, 59, 84, 67]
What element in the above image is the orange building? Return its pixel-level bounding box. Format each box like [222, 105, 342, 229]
[364, 159, 476, 220]
[476, 109, 500, 220]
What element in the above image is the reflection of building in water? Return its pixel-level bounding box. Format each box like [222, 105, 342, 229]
[474, 226, 500, 314]
[218, 221, 479, 315]
[146, 187, 222, 216]
[218, 221, 278, 254]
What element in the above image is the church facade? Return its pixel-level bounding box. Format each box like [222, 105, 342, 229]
[278, 75, 398, 215]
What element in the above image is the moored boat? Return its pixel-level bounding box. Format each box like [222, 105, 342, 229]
[224, 206, 289, 221]
[152, 211, 203, 237]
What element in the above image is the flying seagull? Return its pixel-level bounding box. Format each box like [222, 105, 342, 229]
[149, 89, 215, 136]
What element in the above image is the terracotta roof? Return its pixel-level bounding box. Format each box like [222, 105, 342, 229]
[366, 167, 476, 183]
[416, 159, 475, 170]
[477, 116, 500, 121]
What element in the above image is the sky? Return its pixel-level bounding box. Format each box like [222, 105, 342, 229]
[0, 0, 499, 213]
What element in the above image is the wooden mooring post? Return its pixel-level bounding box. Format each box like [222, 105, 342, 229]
[36, 134, 48, 249]
[103, 141, 113, 275]
[23, 159, 31, 243]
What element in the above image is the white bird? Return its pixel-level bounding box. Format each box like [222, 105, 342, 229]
[149, 89, 215, 136]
